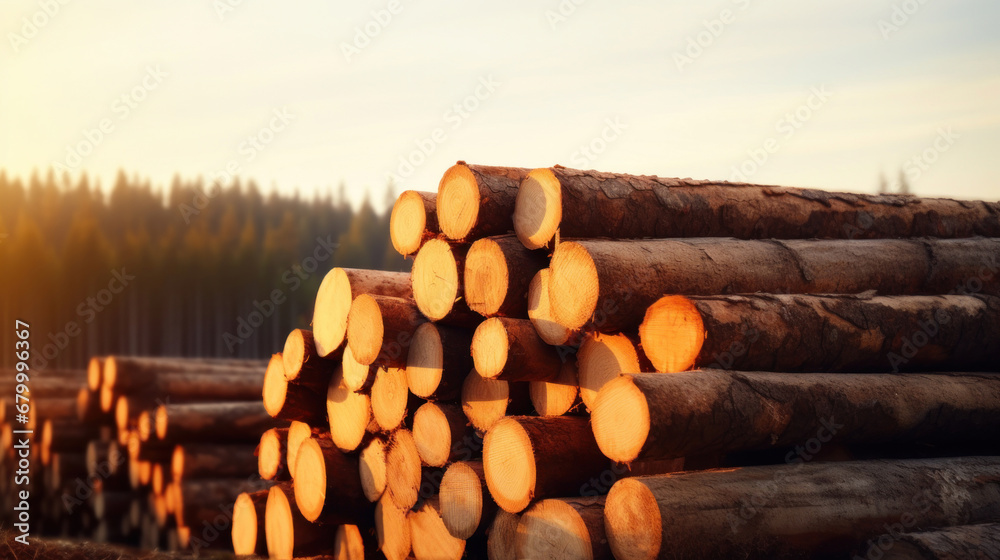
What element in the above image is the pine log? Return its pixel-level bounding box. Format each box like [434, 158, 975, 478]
[464, 235, 547, 317]
[104, 356, 266, 392]
[87, 440, 125, 479]
[528, 267, 582, 346]
[155, 401, 281, 444]
[342, 346, 381, 393]
[263, 353, 328, 426]
[326, 368, 373, 452]
[472, 317, 564, 382]
[41, 419, 102, 465]
[100, 384, 116, 413]
[333, 524, 373, 560]
[171, 443, 258, 480]
[293, 434, 371, 523]
[591, 370, 1000, 463]
[266, 483, 330, 560]
[313, 268, 413, 358]
[604, 457, 1000, 560]
[641, 293, 1000, 374]
[483, 416, 608, 513]
[175, 478, 271, 528]
[385, 429, 422, 510]
[411, 238, 480, 325]
[88, 356, 105, 391]
[370, 366, 417, 432]
[461, 369, 531, 433]
[405, 322, 473, 400]
[348, 294, 426, 367]
[359, 436, 388, 502]
[513, 166, 1000, 250]
[232, 490, 269, 556]
[515, 497, 610, 560]
[412, 402, 471, 467]
[408, 500, 465, 560]
[882, 523, 1000, 560]
[550, 236, 1000, 332]
[391, 190, 439, 256]
[258, 427, 289, 481]
[287, 421, 324, 480]
[529, 360, 581, 417]
[436, 162, 530, 241]
[439, 461, 496, 540]
[375, 494, 412, 560]
[577, 332, 642, 410]
[283, 329, 341, 391]
[488, 510, 520, 560]
[76, 387, 106, 423]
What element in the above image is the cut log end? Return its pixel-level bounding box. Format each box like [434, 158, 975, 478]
[550, 241, 600, 331]
[347, 293, 385, 366]
[412, 238, 460, 321]
[391, 190, 432, 255]
[578, 332, 641, 409]
[412, 402, 459, 467]
[115, 396, 129, 432]
[153, 405, 168, 440]
[265, 485, 295, 560]
[471, 317, 509, 379]
[528, 268, 577, 346]
[371, 366, 409, 432]
[286, 421, 313, 480]
[488, 510, 520, 560]
[406, 322, 445, 398]
[87, 357, 104, 391]
[334, 524, 366, 560]
[137, 411, 152, 442]
[359, 437, 387, 502]
[483, 417, 536, 513]
[282, 329, 310, 380]
[291, 437, 327, 522]
[516, 499, 599, 560]
[530, 360, 579, 417]
[409, 501, 466, 560]
[376, 495, 412, 560]
[100, 384, 115, 413]
[327, 369, 372, 452]
[262, 354, 289, 417]
[342, 345, 376, 392]
[591, 376, 651, 463]
[639, 295, 705, 373]
[461, 370, 512, 432]
[313, 267, 353, 357]
[437, 162, 482, 240]
[440, 461, 484, 540]
[464, 237, 510, 316]
[258, 428, 284, 480]
[514, 167, 562, 250]
[385, 429, 422, 511]
[232, 492, 259, 556]
[604, 478, 662, 560]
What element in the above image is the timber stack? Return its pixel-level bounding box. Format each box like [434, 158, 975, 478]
[3, 162, 999, 559]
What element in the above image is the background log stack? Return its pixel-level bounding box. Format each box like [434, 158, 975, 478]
[2, 162, 998, 559]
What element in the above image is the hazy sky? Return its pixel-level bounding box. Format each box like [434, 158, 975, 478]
[2, 0, 998, 209]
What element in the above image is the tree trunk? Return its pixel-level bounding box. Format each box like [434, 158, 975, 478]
[408, 499, 466, 560]
[516, 497, 611, 560]
[155, 401, 281, 444]
[550, 236, 1000, 332]
[286, 421, 325, 480]
[406, 322, 473, 401]
[171, 443, 258, 480]
[258, 427, 289, 481]
[375, 494, 412, 560]
[263, 353, 328, 426]
[265, 482, 329, 560]
[391, 190, 439, 256]
[313, 267, 413, 358]
[292, 434, 371, 523]
[283, 329, 341, 391]
[437, 162, 529, 241]
[232, 489, 269, 556]
[334, 524, 375, 560]
[472, 317, 564, 382]
[370, 366, 419, 432]
[884, 523, 1000, 560]
[359, 436, 388, 503]
[347, 294, 426, 368]
[487, 510, 520, 560]
[514, 166, 1000, 250]
[104, 356, 266, 392]
[385, 429, 422, 511]
[528, 268, 582, 346]
[412, 239, 482, 325]
[603, 457, 1000, 560]
[439, 461, 496, 540]
[640, 293, 1000, 373]
[175, 478, 271, 528]
[464, 235, 548, 318]
[461, 370, 531, 433]
[591, 370, 1000, 463]
[530, 360, 581, 417]
[577, 332, 642, 410]
[412, 403, 471, 467]
[326, 369, 374, 452]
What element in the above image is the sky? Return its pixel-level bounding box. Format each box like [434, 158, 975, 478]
[1, 0, 998, 210]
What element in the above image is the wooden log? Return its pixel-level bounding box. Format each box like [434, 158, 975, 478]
[283, 329, 341, 391]
[76, 387, 106, 423]
[47, 452, 87, 497]
[86, 440, 125, 479]
[359, 436, 388, 502]
[391, 190, 439, 256]
[439, 461, 496, 540]
[406, 322, 473, 401]
[464, 235, 547, 318]
[293, 434, 371, 523]
[529, 360, 581, 417]
[488, 510, 520, 560]
[412, 238, 481, 324]
[104, 356, 266, 392]
[641, 293, 1000, 374]
[263, 353, 328, 426]
[603, 457, 1000, 560]
[266, 483, 330, 560]
[313, 268, 414, 358]
[461, 370, 531, 433]
[577, 332, 642, 410]
[385, 429, 422, 510]
[155, 401, 281, 444]
[527, 268, 581, 347]
[412, 402, 471, 467]
[591, 370, 1000, 463]
[99, 383, 116, 413]
[347, 294, 425, 367]
[258, 427, 289, 481]
[370, 366, 416, 432]
[375, 494, 411, 560]
[334, 524, 373, 560]
[882, 523, 1000, 560]
[87, 356, 105, 391]
[286, 421, 324, 480]
[472, 317, 564, 382]
[41, 419, 102, 465]
[408, 500, 465, 560]
[483, 416, 608, 513]
[436, 162, 530, 241]
[342, 346, 381, 393]
[175, 478, 270, 528]
[326, 367, 373, 452]
[549, 236, 1000, 332]
[514, 166, 1000, 250]
[171, 443, 258, 481]
[515, 497, 610, 560]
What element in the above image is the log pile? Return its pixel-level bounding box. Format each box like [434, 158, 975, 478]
[4, 163, 998, 559]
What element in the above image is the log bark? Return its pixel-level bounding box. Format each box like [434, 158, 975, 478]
[437, 162, 530, 241]
[412, 239, 481, 324]
[375, 494, 412, 560]
[42, 419, 102, 465]
[258, 427, 289, 481]
[591, 370, 1000, 463]
[640, 293, 1000, 373]
[528, 268, 582, 346]
[464, 235, 548, 317]
[283, 329, 341, 391]
[171, 443, 258, 480]
[515, 497, 610, 560]
[347, 294, 426, 367]
[104, 356, 266, 392]
[342, 346, 381, 393]
[483, 416, 609, 513]
[326, 368, 374, 452]
[266, 482, 329, 560]
[530, 360, 581, 417]
[263, 353, 328, 426]
[292, 434, 371, 523]
[175, 478, 271, 528]
[406, 322, 473, 401]
[439, 461, 496, 540]
[578, 332, 642, 410]
[155, 401, 281, 444]
[412, 402, 471, 467]
[391, 190, 439, 256]
[472, 317, 564, 382]
[313, 268, 413, 358]
[370, 366, 418, 432]
[461, 370, 531, 433]
[883, 523, 1000, 560]
[603, 457, 1000, 560]
[359, 436, 388, 502]
[550, 236, 1000, 332]
[232, 489, 269, 556]
[408, 500, 466, 560]
[385, 429, 422, 510]
[488, 510, 520, 560]
[513, 166, 1000, 250]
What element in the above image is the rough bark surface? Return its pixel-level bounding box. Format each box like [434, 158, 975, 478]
[438, 163, 530, 240]
[465, 235, 548, 318]
[885, 523, 1000, 560]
